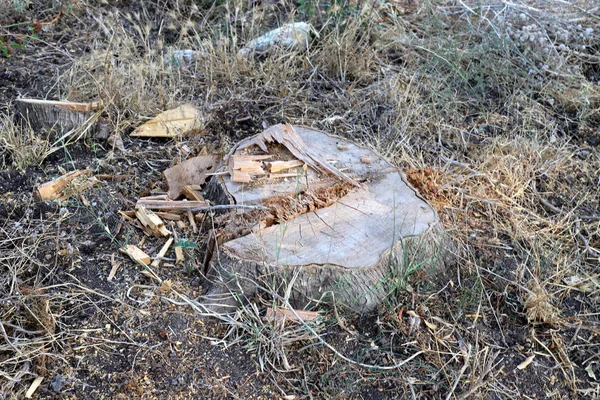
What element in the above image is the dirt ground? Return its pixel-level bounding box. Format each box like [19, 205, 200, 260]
[1, 1, 599, 399]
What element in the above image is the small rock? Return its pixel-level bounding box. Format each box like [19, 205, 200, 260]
[239, 22, 315, 57]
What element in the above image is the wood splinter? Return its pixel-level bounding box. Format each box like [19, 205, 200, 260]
[266, 160, 305, 173]
[181, 185, 204, 201]
[136, 198, 208, 211]
[35, 170, 99, 202]
[120, 245, 151, 266]
[151, 237, 174, 268]
[135, 207, 172, 236]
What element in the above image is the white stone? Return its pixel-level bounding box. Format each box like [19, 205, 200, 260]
[238, 22, 315, 57]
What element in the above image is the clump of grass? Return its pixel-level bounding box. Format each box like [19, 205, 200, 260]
[0, 113, 49, 170]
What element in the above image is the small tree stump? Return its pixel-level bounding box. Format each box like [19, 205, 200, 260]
[14, 99, 106, 139]
[204, 124, 447, 312]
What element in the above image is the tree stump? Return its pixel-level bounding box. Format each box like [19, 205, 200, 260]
[204, 124, 447, 312]
[14, 99, 107, 139]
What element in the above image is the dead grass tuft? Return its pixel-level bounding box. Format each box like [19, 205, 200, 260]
[0, 113, 50, 170]
[524, 281, 558, 324]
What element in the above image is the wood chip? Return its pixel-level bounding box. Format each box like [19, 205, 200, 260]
[35, 170, 99, 201]
[181, 185, 204, 201]
[118, 210, 135, 220]
[231, 158, 265, 174]
[131, 104, 204, 138]
[120, 245, 151, 266]
[517, 354, 535, 370]
[79, 194, 90, 207]
[107, 253, 121, 281]
[265, 307, 319, 323]
[151, 237, 174, 268]
[154, 212, 182, 221]
[25, 376, 44, 398]
[266, 160, 304, 173]
[187, 210, 197, 233]
[175, 246, 185, 264]
[163, 155, 218, 199]
[135, 207, 172, 236]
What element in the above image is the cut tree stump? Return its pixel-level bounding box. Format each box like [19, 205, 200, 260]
[15, 99, 105, 138]
[203, 124, 448, 313]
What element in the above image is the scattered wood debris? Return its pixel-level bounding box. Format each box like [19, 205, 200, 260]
[25, 376, 44, 399]
[227, 154, 308, 184]
[34, 170, 99, 201]
[163, 155, 218, 199]
[135, 207, 172, 237]
[131, 104, 204, 138]
[235, 124, 359, 186]
[266, 160, 305, 173]
[175, 246, 185, 265]
[151, 237, 174, 268]
[136, 198, 208, 211]
[154, 212, 181, 221]
[229, 154, 268, 183]
[120, 245, 151, 266]
[107, 253, 121, 281]
[265, 307, 319, 323]
[181, 184, 204, 201]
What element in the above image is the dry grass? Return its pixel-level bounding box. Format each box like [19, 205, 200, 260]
[0, 113, 50, 170]
[1, 0, 600, 398]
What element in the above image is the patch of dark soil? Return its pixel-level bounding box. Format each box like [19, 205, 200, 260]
[0, 4, 95, 109]
[0, 167, 34, 193]
[207, 99, 281, 141]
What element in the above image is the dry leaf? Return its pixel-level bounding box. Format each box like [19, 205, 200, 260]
[424, 319, 437, 330]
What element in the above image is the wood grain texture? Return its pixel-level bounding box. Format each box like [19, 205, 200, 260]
[15, 99, 102, 137]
